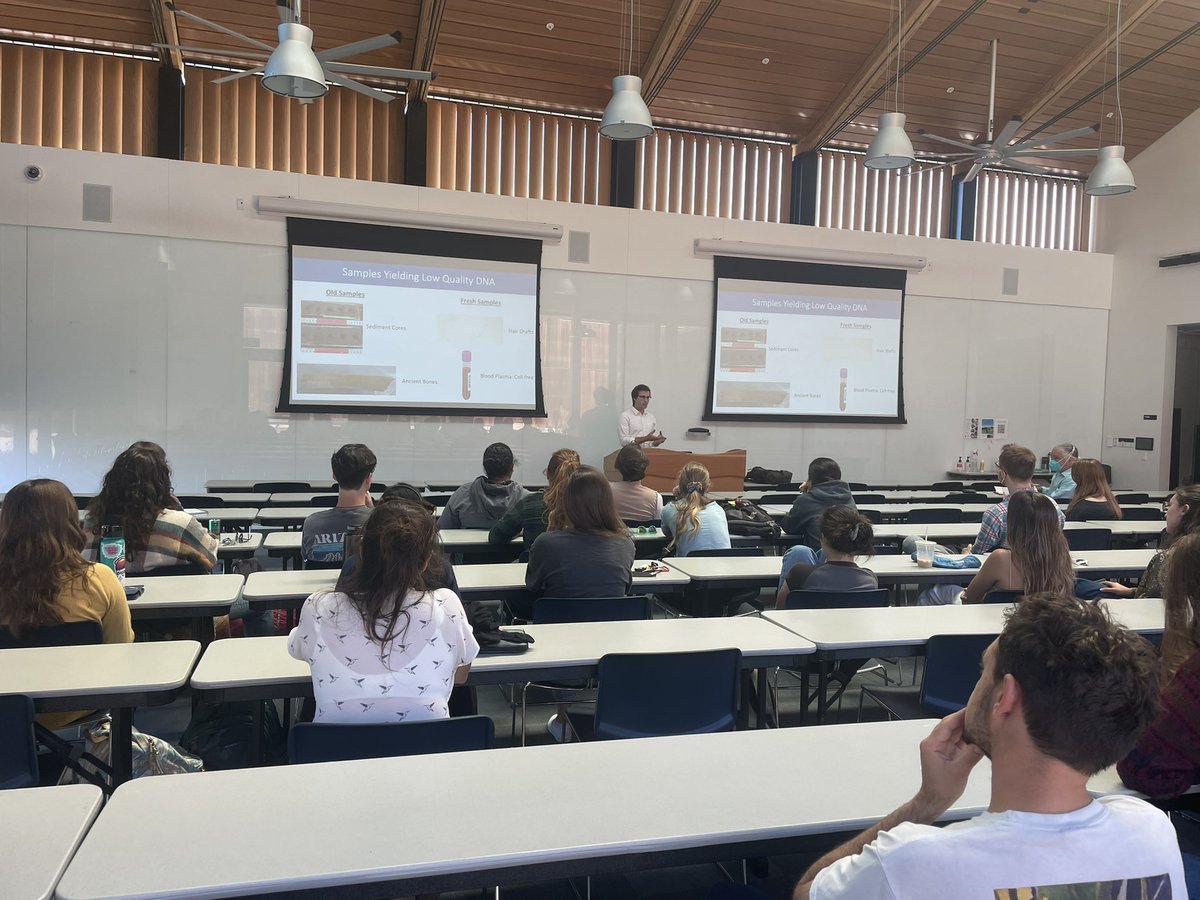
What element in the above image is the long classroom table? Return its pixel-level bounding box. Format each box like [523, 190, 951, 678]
[0, 783, 104, 900]
[55, 719, 991, 900]
[126, 573, 244, 646]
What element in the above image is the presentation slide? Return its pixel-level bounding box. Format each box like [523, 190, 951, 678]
[705, 259, 906, 423]
[279, 221, 544, 416]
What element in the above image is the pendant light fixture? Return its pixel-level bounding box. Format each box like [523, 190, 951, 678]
[1086, 0, 1135, 195]
[262, 1, 328, 100]
[865, 0, 915, 169]
[600, 0, 653, 140]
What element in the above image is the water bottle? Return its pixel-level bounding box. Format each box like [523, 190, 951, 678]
[99, 525, 126, 584]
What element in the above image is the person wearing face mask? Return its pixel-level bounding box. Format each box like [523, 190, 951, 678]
[1101, 485, 1200, 599]
[1042, 442, 1078, 500]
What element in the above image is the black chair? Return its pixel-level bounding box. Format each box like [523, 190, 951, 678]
[177, 495, 224, 508]
[784, 589, 890, 610]
[1115, 493, 1150, 505]
[0, 620, 104, 649]
[943, 493, 980, 504]
[982, 589, 1024, 605]
[960, 510, 984, 523]
[853, 493, 886, 504]
[254, 481, 312, 493]
[906, 507, 962, 524]
[302, 558, 345, 571]
[847, 483, 870, 491]
[1066, 528, 1113, 551]
[859, 508, 883, 524]
[1121, 507, 1165, 521]
[568, 649, 742, 741]
[288, 715, 495, 764]
[0, 695, 39, 790]
[757, 493, 800, 504]
[931, 482, 965, 492]
[689, 547, 764, 558]
[860, 633, 997, 720]
[307, 495, 338, 508]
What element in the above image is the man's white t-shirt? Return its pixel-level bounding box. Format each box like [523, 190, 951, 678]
[618, 407, 659, 446]
[288, 587, 480, 723]
[811, 796, 1184, 900]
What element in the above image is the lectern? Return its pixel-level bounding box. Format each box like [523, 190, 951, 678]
[603, 448, 747, 492]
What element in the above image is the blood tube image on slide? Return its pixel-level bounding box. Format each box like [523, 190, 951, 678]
[839, 368, 848, 411]
[462, 351, 472, 400]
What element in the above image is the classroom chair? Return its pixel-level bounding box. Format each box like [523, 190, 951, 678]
[906, 507, 962, 524]
[859, 509, 884, 524]
[1115, 493, 1151, 505]
[982, 589, 1024, 605]
[943, 493, 980, 504]
[1121, 507, 1165, 521]
[306, 495, 338, 507]
[137, 562, 211, 577]
[177, 495, 224, 508]
[931, 482, 965, 491]
[757, 493, 800, 504]
[288, 715, 495, 764]
[567, 648, 742, 741]
[253, 481, 311, 493]
[853, 493, 886, 503]
[302, 558, 345, 571]
[859, 633, 997, 721]
[0, 695, 39, 789]
[1066, 528, 1113, 551]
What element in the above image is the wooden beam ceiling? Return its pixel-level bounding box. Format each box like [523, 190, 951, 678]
[640, 0, 709, 103]
[408, 0, 445, 104]
[149, 0, 184, 70]
[799, 0, 943, 152]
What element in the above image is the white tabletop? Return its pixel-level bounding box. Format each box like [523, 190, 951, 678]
[0, 784, 103, 900]
[57, 720, 990, 899]
[0, 640, 201, 703]
[663, 555, 782, 583]
[183, 506, 259, 525]
[193, 492, 271, 505]
[243, 569, 338, 602]
[191, 617, 815, 697]
[126, 573, 243, 613]
[871, 521, 1163, 543]
[214, 532, 263, 556]
[254, 506, 323, 524]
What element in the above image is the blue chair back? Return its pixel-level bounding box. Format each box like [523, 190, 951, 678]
[920, 633, 998, 717]
[532, 596, 652, 624]
[785, 589, 890, 610]
[981, 589, 1024, 605]
[178, 495, 224, 508]
[1066, 528, 1112, 551]
[757, 493, 800, 504]
[303, 557, 345, 570]
[0, 620, 103, 649]
[853, 494, 886, 504]
[1120, 508, 1164, 522]
[288, 715, 495, 764]
[1115, 493, 1150, 505]
[307, 496, 338, 508]
[906, 507, 962, 523]
[254, 481, 312, 493]
[859, 509, 883, 524]
[0, 695, 38, 790]
[592, 648, 742, 740]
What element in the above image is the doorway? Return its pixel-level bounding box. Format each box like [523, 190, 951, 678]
[1172, 326, 1200, 488]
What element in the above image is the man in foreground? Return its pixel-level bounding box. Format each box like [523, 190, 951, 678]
[795, 594, 1183, 899]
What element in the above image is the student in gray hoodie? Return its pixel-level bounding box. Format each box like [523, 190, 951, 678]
[439, 442, 530, 529]
[781, 457, 856, 549]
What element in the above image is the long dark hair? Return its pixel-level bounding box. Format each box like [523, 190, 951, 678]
[345, 500, 440, 653]
[86, 441, 178, 554]
[1168, 485, 1200, 545]
[1067, 459, 1120, 519]
[558, 466, 626, 537]
[1162, 533, 1200, 680]
[1007, 491, 1075, 597]
[0, 479, 91, 637]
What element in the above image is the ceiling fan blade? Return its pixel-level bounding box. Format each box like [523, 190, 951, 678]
[317, 32, 404, 63]
[998, 159, 1051, 176]
[962, 161, 986, 183]
[166, 2, 275, 52]
[915, 129, 981, 153]
[993, 116, 1023, 149]
[898, 160, 955, 178]
[154, 43, 270, 60]
[325, 61, 435, 82]
[1009, 147, 1099, 158]
[326, 72, 398, 103]
[211, 67, 264, 85]
[1011, 123, 1100, 150]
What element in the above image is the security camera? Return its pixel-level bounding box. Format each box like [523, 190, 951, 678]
[23, 165, 43, 183]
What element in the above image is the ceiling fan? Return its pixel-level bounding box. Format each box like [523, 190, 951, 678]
[157, 0, 435, 103]
[915, 39, 1099, 182]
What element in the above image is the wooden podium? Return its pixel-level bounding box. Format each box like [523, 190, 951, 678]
[603, 448, 747, 492]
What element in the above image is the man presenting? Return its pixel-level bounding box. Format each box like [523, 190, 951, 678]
[618, 384, 665, 447]
[795, 593, 1183, 899]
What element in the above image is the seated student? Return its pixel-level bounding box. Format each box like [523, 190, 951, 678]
[782, 458, 855, 550]
[84, 441, 218, 575]
[525, 466, 635, 600]
[301, 443, 376, 564]
[660, 462, 730, 557]
[973, 443, 1065, 553]
[0, 479, 133, 728]
[489, 448, 580, 551]
[440, 442, 530, 529]
[1065, 458, 1122, 521]
[776, 507, 877, 609]
[609, 444, 664, 522]
[1102, 484, 1200, 599]
[961, 491, 1078, 603]
[1043, 442, 1079, 499]
[288, 501, 479, 723]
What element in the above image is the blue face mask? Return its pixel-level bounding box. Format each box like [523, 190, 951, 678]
[1049, 459, 1062, 474]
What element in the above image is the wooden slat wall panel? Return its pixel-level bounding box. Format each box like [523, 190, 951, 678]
[183, 65, 403, 181]
[814, 149, 948, 239]
[0, 43, 156, 154]
[975, 168, 1090, 252]
[635, 128, 791, 224]
[426, 99, 607, 205]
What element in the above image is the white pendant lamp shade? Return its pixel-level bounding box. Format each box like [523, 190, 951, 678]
[262, 22, 328, 99]
[1085, 144, 1136, 196]
[864, 112, 915, 169]
[600, 75, 654, 141]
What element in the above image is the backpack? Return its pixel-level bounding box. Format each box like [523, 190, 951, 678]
[719, 498, 782, 539]
[746, 466, 793, 485]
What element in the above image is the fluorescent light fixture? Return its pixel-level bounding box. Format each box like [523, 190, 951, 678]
[865, 112, 916, 170]
[262, 23, 328, 99]
[1085, 144, 1136, 196]
[600, 75, 654, 141]
[693, 238, 928, 272]
[256, 197, 564, 242]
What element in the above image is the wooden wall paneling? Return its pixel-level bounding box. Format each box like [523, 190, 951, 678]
[183, 68, 201, 161]
[513, 110, 529, 197]
[120, 59, 141, 154]
[555, 118, 571, 202]
[81, 55, 104, 152]
[528, 115, 544, 200]
[20, 46, 42, 147]
[440, 100, 459, 189]
[485, 106, 502, 194]
[305, 94, 323, 174]
[426, 99, 443, 186]
[236, 76, 256, 168]
[40, 51, 63, 149]
[501, 108, 518, 196]
[569, 122, 585, 204]
[101, 56, 123, 153]
[540, 116, 556, 201]
[323, 94, 341, 177]
[256, 81, 274, 170]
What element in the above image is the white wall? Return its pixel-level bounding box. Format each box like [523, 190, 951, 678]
[0, 142, 1113, 491]
[1097, 107, 1200, 488]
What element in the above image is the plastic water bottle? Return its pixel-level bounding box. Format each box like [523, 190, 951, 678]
[956, 456, 964, 470]
[99, 525, 126, 584]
